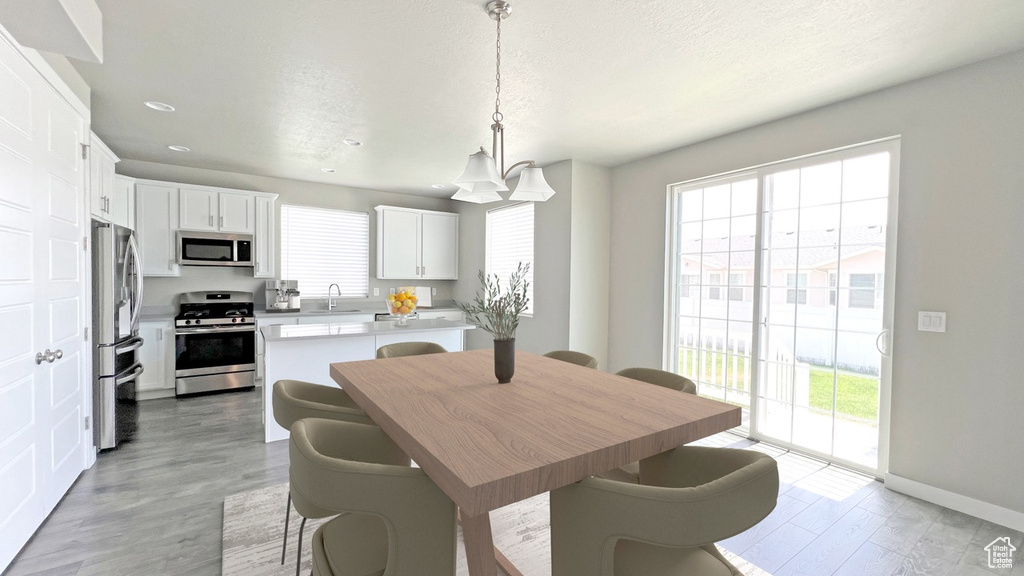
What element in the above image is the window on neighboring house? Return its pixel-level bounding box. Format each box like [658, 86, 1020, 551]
[849, 273, 882, 308]
[280, 204, 369, 298]
[708, 273, 722, 300]
[486, 202, 534, 315]
[828, 271, 838, 306]
[680, 274, 700, 298]
[786, 273, 807, 304]
[729, 273, 745, 301]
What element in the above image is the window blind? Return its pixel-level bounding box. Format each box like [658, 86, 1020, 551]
[280, 204, 369, 298]
[486, 202, 534, 314]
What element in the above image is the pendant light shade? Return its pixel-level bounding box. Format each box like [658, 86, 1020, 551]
[509, 165, 556, 201]
[452, 147, 507, 192]
[451, 187, 504, 204]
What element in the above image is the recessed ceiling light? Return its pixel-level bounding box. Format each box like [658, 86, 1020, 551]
[431, 184, 445, 189]
[342, 139, 362, 147]
[144, 101, 175, 112]
[167, 145, 190, 152]
[321, 168, 336, 173]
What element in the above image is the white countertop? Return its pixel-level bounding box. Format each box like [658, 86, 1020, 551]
[261, 318, 474, 342]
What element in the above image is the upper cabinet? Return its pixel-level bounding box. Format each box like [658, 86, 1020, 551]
[375, 206, 459, 280]
[134, 179, 276, 277]
[88, 132, 134, 229]
[179, 188, 255, 233]
[135, 183, 180, 277]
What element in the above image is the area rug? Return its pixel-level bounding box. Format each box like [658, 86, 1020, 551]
[222, 482, 552, 576]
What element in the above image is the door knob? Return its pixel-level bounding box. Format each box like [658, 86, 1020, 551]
[35, 349, 62, 364]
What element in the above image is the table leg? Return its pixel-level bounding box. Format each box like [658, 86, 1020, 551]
[461, 511, 498, 576]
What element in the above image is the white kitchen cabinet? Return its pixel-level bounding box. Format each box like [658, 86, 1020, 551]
[375, 206, 459, 280]
[137, 319, 175, 399]
[135, 183, 180, 276]
[179, 188, 255, 233]
[88, 132, 119, 223]
[254, 195, 276, 278]
[111, 175, 136, 230]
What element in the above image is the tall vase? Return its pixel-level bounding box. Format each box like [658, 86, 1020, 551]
[494, 338, 515, 383]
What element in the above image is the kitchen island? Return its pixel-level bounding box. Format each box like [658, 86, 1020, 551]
[261, 318, 474, 442]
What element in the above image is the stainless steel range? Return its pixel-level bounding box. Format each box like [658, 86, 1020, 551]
[174, 291, 256, 396]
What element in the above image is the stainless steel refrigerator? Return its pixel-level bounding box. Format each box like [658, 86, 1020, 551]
[91, 221, 144, 450]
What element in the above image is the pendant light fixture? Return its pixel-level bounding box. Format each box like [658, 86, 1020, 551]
[452, 1, 556, 204]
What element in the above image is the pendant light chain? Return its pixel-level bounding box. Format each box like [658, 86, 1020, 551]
[493, 15, 503, 124]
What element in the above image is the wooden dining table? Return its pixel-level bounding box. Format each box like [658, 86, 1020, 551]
[330, 349, 741, 576]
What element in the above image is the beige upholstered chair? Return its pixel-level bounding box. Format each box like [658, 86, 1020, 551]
[271, 380, 374, 568]
[598, 368, 698, 483]
[375, 341, 448, 359]
[614, 367, 696, 394]
[543, 349, 599, 369]
[290, 418, 458, 576]
[551, 446, 779, 576]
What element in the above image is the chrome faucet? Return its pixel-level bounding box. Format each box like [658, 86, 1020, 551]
[327, 283, 341, 311]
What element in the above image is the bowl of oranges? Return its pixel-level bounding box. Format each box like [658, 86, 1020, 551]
[386, 289, 418, 326]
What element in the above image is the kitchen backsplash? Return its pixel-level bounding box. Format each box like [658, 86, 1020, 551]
[142, 265, 455, 309]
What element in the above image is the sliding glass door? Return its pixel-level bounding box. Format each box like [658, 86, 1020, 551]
[666, 139, 899, 475]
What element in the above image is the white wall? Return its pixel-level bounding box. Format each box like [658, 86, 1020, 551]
[119, 159, 459, 309]
[608, 49, 1024, 515]
[568, 161, 611, 369]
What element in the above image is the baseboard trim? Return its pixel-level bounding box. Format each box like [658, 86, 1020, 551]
[137, 388, 175, 401]
[885, 473, 1024, 532]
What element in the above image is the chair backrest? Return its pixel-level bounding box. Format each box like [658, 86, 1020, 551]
[376, 341, 448, 359]
[550, 445, 779, 576]
[289, 418, 457, 574]
[272, 379, 372, 429]
[614, 367, 696, 394]
[543, 349, 599, 369]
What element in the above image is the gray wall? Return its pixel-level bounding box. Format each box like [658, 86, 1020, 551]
[568, 161, 611, 369]
[120, 159, 459, 309]
[608, 49, 1024, 513]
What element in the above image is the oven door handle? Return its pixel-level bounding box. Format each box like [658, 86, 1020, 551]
[176, 325, 256, 335]
[115, 363, 144, 386]
[115, 335, 145, 355]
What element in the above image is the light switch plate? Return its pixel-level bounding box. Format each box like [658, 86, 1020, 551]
[373, 288, 379, 296]
[432, 288, 437, 296]
[918, 311, 947, 332]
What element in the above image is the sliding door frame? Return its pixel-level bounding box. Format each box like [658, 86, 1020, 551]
[664, 136, 901, 477]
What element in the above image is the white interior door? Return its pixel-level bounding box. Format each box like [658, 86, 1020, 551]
[0, 34, 87, 570]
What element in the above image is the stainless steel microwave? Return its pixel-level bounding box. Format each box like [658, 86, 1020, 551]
[177, 231, 253, 267]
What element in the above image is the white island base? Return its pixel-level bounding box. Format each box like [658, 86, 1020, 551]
[261, 318, 474, 443]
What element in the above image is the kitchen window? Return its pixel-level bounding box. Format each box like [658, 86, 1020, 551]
[280, 204, 369, 298]
[486, 202, 534, 315]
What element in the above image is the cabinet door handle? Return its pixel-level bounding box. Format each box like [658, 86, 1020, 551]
[208, 214, 213, 227]
[219, 215, 224, 228]
[422, 265, 426, 276]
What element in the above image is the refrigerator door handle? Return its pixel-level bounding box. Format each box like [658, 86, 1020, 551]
[127, 233, 144, 334]
[115, 335, 145, 355]
[115, 363, 144, 385]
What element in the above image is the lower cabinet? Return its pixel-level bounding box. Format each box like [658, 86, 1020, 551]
[417, 310, 464, 322]
[137, 319, 175, 399]
[295, 314, 375, 325]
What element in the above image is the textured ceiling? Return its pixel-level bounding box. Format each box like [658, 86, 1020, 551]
[71, 0, 1024, 197]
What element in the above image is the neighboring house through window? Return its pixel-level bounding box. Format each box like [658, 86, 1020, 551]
[280, 204, 369, 298]
[708, 272, 722, 300]
[486, 202, 534, 314]
[729, 272, 745, 301]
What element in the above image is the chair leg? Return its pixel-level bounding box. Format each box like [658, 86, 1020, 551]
[295, 517, 307, 576]
[281, 492, 291, 565]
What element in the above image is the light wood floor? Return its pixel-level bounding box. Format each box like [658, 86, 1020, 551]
[4, 391, 1021, 576]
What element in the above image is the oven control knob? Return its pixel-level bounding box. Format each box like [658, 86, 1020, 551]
[232, 318, 238, 323]
[184, 320, 191, 325]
